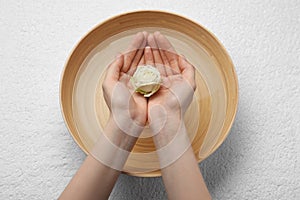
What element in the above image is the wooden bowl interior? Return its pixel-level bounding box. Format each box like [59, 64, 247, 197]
[60, 11, 238, 177]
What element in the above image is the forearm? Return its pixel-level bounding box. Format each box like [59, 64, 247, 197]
[161, 147, 211, 200]
[59, 118, 138, 200]
[59, 155, 121, 200]
[152, 116, 211, 200]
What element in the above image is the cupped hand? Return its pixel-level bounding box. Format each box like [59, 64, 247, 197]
[146, 32, 196, 116]
[145, 32, 196, 146]
[102, 32, 148, 134]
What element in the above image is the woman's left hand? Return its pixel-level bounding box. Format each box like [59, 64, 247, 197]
[102, 32, 148, 135]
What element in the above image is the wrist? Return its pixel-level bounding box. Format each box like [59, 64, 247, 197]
[153, 121, 192, 168]
[90, 117, 139, 171]
[105, 117, 139, 151]
[152, 117, 182, 148]
[148, 104, 182, 148]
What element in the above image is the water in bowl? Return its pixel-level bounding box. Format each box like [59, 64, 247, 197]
[72, 27, 227, 173]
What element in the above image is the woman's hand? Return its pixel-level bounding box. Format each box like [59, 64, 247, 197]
[60, 32, 211, 200]
[145, 32, 196, 148]
[144, 32, 211, 200]
[59, 32, 150, 200]
[102, 32, 148, 135]
[90, 32, 149, 171]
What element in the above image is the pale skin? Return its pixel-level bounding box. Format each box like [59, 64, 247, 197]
[59, 32, 211, 200]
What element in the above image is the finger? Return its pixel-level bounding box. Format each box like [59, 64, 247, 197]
[178, 56, 196, 90]
[147, 34, 163, 65]
[127, 54, 145, 75]
[153, 32, 172, 76]
[128, 48, 144, 75]
[105, 54, 124, 83]
[127, 32, 148, 76]
[138, 55, 145, 65]
[142, 31, 149, 42]
[119, 72, 131, 86]
[159, 49, 173, 76]
[123, 32, 145, 72]
[131, 31, 148, 68]
[147, 34, 166, 76]
[144, 46, 154, 65]
[154, 31, 180, 74]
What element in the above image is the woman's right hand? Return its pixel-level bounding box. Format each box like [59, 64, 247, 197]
[102, 32, 148, 132]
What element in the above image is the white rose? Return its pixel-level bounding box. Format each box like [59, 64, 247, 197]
[130, 65, 161, 97]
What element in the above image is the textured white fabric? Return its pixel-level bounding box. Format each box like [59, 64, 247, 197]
[1, 1, 299, 199]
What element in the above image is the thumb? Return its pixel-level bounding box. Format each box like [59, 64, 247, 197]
[106, 54, 124, 82]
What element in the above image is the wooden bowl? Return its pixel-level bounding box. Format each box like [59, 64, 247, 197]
[60, 11, 238, 177]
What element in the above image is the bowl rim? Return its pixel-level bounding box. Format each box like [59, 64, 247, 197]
[60, 10, 239, 177]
